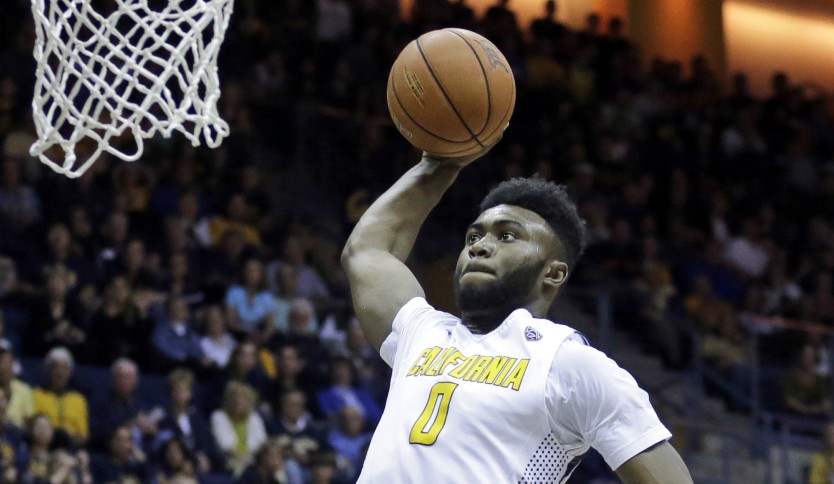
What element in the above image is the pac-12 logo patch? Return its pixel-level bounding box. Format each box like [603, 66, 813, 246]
[525, 326, 542, 341]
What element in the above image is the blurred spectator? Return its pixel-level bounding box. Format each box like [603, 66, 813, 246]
[200, 305, 238, 371]
[161, 250, 204, 306]
[32, 347, 89, 447]
[0, 387, 26, 481]
[26, 265, 87, 357]
[808, 421, 834, 483]
[225, 258, 278, 344]
[316, 357, 382, 427]
[0, 341, 33, 428]
[315, 0, 352, 44]
[96, 210, 131, 273]
[91, 359, 161, 450]
[762, 258, 803, 317]
[113, 238, 162, 291]
[801, 271, 834, 326]
[583, 217, 640, 281]
[156, 368, 220, 476]
[269, 389, 325, 467]
[271, 345, 321, 414]
[320, 304, 357, 356]
[155, 437, 197, 484]
[783, 343, 832, 418]
[111, 164, 155, 216]
[702, 191, 731, 244]
[175, 189, 213, 249]
[152, 296, 209, 373]
[577, 196, 610, 248]
[686, 276, 753, 409]
[211, 381, 268, 477]
[25, 222, 95, 295]
[67, 206, 96, 261]
[686, 276, 749, 370]
[271, 299, 326, 368]
[326, 406, 371, 482]
[265, 264, 295, 332]
[210, 193, 262, 248]
[90, 424, 152, 483]
[680, 239, 744, 305]
[621, 261, 688, 369]
[207, 342, 272, 414]
[530, 0, 566, 46]
[0, 157, 41, 238]
[23, 413, 92, 484]
[201, 229, 256, 303]
[86, 275, 151, 367]
[275, 236, 330, 309]
[340, 324, 389, 403]
[237, 165, 275, 240]
[720, 106, 766, 159]
[723, 215, 770, 280]
[236, 437, 304, 484]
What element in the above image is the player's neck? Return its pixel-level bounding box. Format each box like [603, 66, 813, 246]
[460, 308, 512, 334]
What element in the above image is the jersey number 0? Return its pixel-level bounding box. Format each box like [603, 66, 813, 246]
[409, 382, 458, 445]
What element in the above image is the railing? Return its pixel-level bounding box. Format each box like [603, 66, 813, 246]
[562, 287, 834, 483]
[667, 416, 753, 484]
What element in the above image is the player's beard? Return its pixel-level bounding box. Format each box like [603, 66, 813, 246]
[454, 259, 546, 334]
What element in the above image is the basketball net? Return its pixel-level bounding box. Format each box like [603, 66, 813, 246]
[29, 0, 234, 178]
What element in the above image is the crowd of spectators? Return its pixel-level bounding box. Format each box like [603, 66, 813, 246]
[0, 0, 831, 482]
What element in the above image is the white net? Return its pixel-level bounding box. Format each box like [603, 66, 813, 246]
[29, 0, 235, 178]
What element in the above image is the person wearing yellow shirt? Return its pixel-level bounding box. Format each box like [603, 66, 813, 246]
[32, 347, 88, 447]
[809, 421, 834, 484]
[0, 343, 33, 428]
[208, 194, 262, 247]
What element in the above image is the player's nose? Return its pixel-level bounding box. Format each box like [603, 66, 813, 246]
[469, 237, 494, 258]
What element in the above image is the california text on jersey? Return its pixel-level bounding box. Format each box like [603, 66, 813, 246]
[406, 346, 530, 391]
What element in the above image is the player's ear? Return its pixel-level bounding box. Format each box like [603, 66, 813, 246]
[543, 260, 568, 289]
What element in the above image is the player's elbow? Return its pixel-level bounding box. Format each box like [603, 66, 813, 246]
[341, 239, 365, 272]
[340, 243, 355, 271]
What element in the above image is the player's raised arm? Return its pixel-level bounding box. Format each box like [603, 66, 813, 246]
[341, 151, 488, 350]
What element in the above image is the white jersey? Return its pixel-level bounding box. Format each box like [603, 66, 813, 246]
[358, 297, 671, 483]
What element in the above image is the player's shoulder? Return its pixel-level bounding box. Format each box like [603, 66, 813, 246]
[551, 337, 632, 386]
[396, 296, 460, 329]
[521, 312, 585, 346]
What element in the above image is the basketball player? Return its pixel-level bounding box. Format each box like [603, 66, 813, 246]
[341, 147, 693, 482]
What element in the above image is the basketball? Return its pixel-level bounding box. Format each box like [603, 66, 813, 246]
[386, 28, 516, 157]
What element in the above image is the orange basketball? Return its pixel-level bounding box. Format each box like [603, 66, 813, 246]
[386, 28, 516, 157]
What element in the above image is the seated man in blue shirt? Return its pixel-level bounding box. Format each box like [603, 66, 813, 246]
[151, 296, 210, 373]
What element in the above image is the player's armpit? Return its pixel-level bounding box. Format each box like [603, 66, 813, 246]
[614, 441, 693, 484]
[342, 247, 425, 351]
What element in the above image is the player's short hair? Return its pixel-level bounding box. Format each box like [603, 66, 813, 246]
[479, 177, 586, 268]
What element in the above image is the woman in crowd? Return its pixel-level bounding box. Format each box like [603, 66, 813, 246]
[225, 259, 278, 345]
[211, 381, 268, 477]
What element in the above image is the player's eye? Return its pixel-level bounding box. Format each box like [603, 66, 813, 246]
[500, 232, 516, 241]
[466, 233, 482, 244]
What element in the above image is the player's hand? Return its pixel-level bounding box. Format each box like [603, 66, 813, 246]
[422, 133, 503, 168]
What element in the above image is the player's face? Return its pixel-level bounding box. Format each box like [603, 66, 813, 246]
[454, 205, 556, 317]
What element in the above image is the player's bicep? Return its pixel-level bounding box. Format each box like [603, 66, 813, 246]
[615, 441, 693, 483]
[343, 248, 425, 351]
